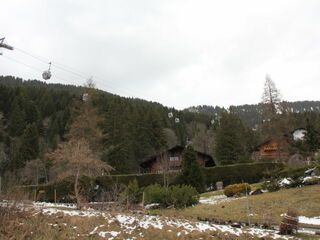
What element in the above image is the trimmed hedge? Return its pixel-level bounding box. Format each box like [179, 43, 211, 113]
[21, 162, 283, 202]
[203, 162, 284, 187]
[144, 184, 199, 208]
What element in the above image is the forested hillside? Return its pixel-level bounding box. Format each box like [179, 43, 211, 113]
[1, 75, 319, 189]
[0, 76, 214, 183]
[186, 101, 320, 129]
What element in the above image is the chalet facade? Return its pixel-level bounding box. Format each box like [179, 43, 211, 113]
[140, 146, 215, 173]
[252, 136, 290, 162]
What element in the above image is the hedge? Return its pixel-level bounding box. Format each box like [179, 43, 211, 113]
[21, 162, 283, 202]
[203, 162, 284, 187]
[275, 164, 319, 179]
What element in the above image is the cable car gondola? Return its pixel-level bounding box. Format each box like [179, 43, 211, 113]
[42, 62, 52, 80]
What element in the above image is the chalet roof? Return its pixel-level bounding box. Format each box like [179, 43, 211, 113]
[140, 145, 213, 167]
[254, 135, 290, 151]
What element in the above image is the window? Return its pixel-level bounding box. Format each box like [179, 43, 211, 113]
[169, 156, 179, 161]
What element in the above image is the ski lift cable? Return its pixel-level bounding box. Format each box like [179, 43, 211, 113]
[15, 47, 90, 77]
[14, 46, 150, 99]
[2, 54, 138, 97]
[1, 55, 73, 84]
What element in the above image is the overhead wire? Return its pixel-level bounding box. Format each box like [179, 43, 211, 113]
[1, 55, 75, 84]
[14, 46, 151, 99]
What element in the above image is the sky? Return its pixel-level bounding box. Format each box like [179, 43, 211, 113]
[1, 0, 320, 110]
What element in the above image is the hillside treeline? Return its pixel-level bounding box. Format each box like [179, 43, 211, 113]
[0, 76, 214, 185]
[0, 75, 319, 189]
[186, 101, 320, 129]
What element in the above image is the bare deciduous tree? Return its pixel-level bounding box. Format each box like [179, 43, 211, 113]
[48, 83, 113, 208]
[47, 138, 113, 208]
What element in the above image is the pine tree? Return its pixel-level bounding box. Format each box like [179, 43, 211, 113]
[13, 123, 39, 169]
[145, 106, 166, 151]
[305, 118, 319, 153]
[214, 111, 250, 165]
[8, 99, 26, 136]
[178, 146, 205, 193]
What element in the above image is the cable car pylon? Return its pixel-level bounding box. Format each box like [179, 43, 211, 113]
[0, 37, 14, 55]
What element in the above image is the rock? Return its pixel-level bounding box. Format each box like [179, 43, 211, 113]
[216, 181, 223, 190]
[231, 222, 241, 228]
[250, 188, 263, 195]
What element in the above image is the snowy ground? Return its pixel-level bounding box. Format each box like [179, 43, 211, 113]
[299, 216, 320, 226]
[1, 200, 301, 240]
[199, 194, 245, 205]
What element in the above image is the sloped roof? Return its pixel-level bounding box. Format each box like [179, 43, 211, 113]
[254, 135, 290, 151]
[140, 145, 213, 166]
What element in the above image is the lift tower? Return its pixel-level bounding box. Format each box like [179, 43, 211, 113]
[0, 37, 14, 55]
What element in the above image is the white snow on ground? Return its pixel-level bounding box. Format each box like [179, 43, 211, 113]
[299, 216, 320, 225]
[302, 176, 320, 183]
[279, 178, 293, 186]
[199, 194, 245, 205]
[34, 202, 76, 209]
[1, 200, 299, 239]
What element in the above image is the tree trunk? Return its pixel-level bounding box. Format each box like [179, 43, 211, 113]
[74, 167, 81, 209]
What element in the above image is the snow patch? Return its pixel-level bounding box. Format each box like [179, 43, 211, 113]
[199, 194, 244, 205]
[299, 216, 320, 225]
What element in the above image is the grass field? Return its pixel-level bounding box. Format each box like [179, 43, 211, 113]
[151, 184, 320, 229]
[1, 204, 298, 240]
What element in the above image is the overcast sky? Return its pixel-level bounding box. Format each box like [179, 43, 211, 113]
[1, 0, 320, 109]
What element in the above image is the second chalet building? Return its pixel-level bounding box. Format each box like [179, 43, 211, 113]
[140, 145, 216, 173]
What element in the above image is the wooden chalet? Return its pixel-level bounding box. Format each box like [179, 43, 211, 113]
[140, 145, 215, 173]
[252, 136, 290, 162]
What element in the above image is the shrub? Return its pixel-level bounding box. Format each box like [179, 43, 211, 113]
[120, 179, 142, 204]
[170, 185, 199, 208]
[223, 183, 251, 197]
[276, 165, 319, 180]
[144, 184, 170, 207]
[144, 184, 199, 208]
[303, 177, 320, 185]
[279, 210, 299, 235]
[262, 179, 280, 192]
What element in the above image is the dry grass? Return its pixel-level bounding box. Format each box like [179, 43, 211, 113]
[0, 205, 296, 240]
[0, 206, 268, 240]
[152, 185, 320, 227]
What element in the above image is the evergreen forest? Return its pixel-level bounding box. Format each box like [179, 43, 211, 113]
[0, 75, 319, 188]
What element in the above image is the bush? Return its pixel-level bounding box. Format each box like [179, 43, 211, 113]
[144, 184, 199, 208]
[224, 183, 251, 197]
[276, 165, 319, 180]
[279, 210, 299, 235]
[170, 185, 199, 208]
[303, 177, 320, 185]
[121, 179, 141, 204]
[144, 184, 170, 207]
[262, 179, 280, 192]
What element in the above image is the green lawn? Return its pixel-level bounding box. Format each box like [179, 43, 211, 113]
[152, 184, 320, 228]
